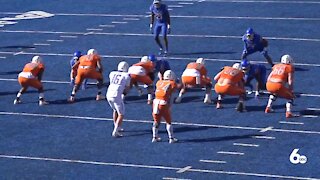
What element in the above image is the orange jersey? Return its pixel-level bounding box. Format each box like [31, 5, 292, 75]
[78, 54, 101, 69]
[186, 62, 207, 76]
[133, 61, 154, 74]
[22, 62, 45, 77]
[217, 66, 244, 83]
[155, 80, 177, 101]
[268, 64, 294, 83]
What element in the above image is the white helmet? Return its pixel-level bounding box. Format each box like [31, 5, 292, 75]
[31, 56, 42, 64]
[140, 56, 149, 63]
[118, 61, 129, 72]
[196, 58, 205, 65]
[163, 70, 176, 80]
[281, 54, 293, 64]
[87, 49, 98, 55]
[232, 63, 241, 70]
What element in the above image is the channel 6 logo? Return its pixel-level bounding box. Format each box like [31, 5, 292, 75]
[290, 149, 307, 164]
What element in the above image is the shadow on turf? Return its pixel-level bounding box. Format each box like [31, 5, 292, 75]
[0, 89, 55, 96]
[170, 51, 236, 56]
[0, 70, 21, 75]
[48, 97, 98, 104]
[294, 67, 309, 72]
[300, 109, 320, 116]
[246, 104, 284, 112]
[0, 45, 35, 50]
[180, 133, 261, 143]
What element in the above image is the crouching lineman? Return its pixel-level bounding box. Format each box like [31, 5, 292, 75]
[214, 63, 246, 112]
[265, 55, 299, 118]
[175, 58, 212, 104]
[241, 59, 267, 98]
[106, 61, 131, 137]
[70, 50, 87, 89]
[68, 49, 104, 103]
[14, 56, 48, 106]
[152, 70, 180, 143]
[128, 56, 155, 104]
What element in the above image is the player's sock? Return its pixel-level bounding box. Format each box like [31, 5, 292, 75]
[286, 101, 292, 112]
[267, 95, 276, 108]
[166, 124, 174, 139]
[152, 126, 159, 138]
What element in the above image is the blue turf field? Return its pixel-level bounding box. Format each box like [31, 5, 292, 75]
[0, 0, 320, 179]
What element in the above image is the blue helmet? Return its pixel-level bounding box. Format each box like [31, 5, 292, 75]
[148, 54, 157, 62]
[73, 51, 82, 58]
[241, 59, 251, 70]
[246, 28, 254, 36]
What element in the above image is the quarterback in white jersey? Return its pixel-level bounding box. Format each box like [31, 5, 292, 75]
[106, 61, 131, 137]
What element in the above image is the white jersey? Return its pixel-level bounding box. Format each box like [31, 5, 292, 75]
[107, 71, 131, 98]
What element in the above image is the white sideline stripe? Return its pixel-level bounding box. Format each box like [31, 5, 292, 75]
[163, 177, 191, 180]
[165, 0, 320, 4]
[2, 112, 320, 135]
[46, 39, 64, 42]
[60, 35, 78, 38]
[1, 30, 320, 42]
[217, 151, 244, 155]
[83, 32, 93, 35]
[177, 166, 192, 173]
[1, 12, 320, 21]
[0, 77, 319, 98]
[260, 126, 273, 132]
[279, 121, 304, 125]
[178, 2, 194, 5]
[99, 24, 116, 28]
[200, 160, 227, 164]
[123, 18, 140, 21]
[1, 155, 318, 180]
[233, 143, 259, 147]
[307, 108, 320, 111]
[33, 43, 50, 46]
[251, 136, 275, 140]
[111, 21, 128, 24]
[86, 28, 103, 31]
[0, 51, 319, 68]
[303, 115, 318, 118]
[13, 51, 24, 56]
[168, 5, 184, 8]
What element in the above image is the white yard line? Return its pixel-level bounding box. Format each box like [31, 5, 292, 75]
[217, 151, 244, 155]
[1, 154, 319, 180]
[233, 143, 259, 147]
[176, 166, 192, 173]
[200, 159, 227, 164]
[1, 112, 320, 135]
[279, 121, 304, 125]
[251, 136, 275, 140]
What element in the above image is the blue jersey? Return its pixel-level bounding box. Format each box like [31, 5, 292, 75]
[150, 4, 169, 24]
[155, 59, 171, 75]
[242, 33, 264, 52]
[244, 64, 267, 84]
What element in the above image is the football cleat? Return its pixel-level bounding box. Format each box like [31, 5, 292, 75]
[265, 107, 274, 113]
[112, 131, 123, 137]
[286, 112, 300, 118]
[39, 100, 49, 106]
[175, 96, 182, 103]
[152, 136, 161, 143]
[169, 137, 178, 144]
[96, 94, 104, 101]
[13, 99, 21, 105]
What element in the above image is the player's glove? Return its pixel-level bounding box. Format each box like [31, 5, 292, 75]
[167, 24, 171, 34]
[149, 24, 153, 34]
